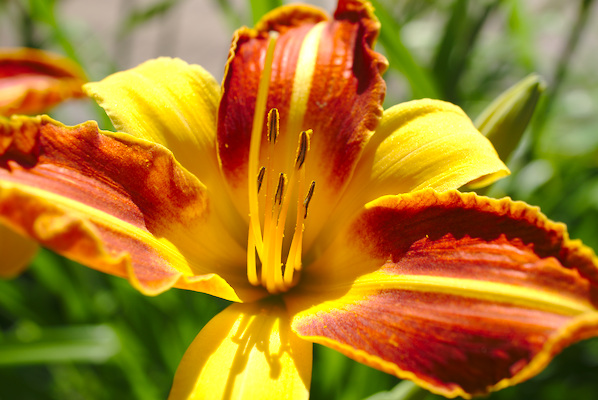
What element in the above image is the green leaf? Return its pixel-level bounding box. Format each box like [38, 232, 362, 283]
[432, 0, 499, 102]
[0, 323, 120, 365]
[365, 380, 430, 400]
[26, 0, 82, 65]
[506, 0, 537, 71]
[250, 0, 282, 25]
[118, 0, 182, 37]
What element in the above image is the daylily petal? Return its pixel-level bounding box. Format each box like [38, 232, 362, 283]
[0, 115, 260, 301]
[83, 58, 218, 184]
[84, 58, 245, 244]
[0, 224, 38, 278]
[169, 299, 312, 400]
[0, 48, 86, 116]
[305, 99, 509, 252]
[351, 99, 509, 195]
[287, 190, 598, 398]
[217, 0, 387, 222]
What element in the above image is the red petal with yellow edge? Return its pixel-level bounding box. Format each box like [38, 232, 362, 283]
[286, 190, 598, 398]
[0, 115, 261, 301]
[217, 0, 387, 220]
[0, 48, 86, 116]
[169, 299, 312, 400]
[0, 223, 38, 278]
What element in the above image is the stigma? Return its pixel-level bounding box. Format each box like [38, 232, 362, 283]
[246, 33, 315, 294]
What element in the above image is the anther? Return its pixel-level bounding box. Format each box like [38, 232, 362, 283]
[267, 108, 279, 144]
[274, 173, 286, 207]
[303, 181, 315, 218]
[257, 166, 266, 193]
[295, 130, 310, 169]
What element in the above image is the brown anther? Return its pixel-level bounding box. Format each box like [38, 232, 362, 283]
[257, 166, 266, 193]
[267, 108, 279, 144]
[295, 130, 309, 169]
[303, 181, 315, 218]
[274, 173, 286, 206]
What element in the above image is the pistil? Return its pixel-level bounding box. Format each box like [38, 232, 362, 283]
[247, 33, 278, 261]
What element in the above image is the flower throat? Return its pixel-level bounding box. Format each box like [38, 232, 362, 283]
[246, 33, 315, 294]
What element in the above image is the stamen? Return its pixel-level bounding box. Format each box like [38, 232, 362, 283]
[303, 181, 315, 219]
[276, 131, 311, 289]
[274, 173, 286, 207]
[284, 153, 310, 285]
[268, 108, 279, 144]
[295, 130, 311, 169]
[264, 206, 278, 292]
[271, 173, 287, 291]
[244, 32, 318, 294]
[257, 166, 266, 193]
[247, 230, 259, 286]
[271, 172, 290, 292]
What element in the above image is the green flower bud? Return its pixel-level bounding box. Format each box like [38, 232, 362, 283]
[475, 74, 545, 161]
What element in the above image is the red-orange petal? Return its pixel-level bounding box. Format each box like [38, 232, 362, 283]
[0, 115, 258, 301]
[0, 48, 87, 116]
[286, 190, 598, 398]
[217, 0, 387, 220]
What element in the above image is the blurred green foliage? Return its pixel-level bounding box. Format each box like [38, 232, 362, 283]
[1, 0, 598, 399]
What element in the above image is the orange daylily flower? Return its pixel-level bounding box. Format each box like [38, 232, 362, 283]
[2, 1, 598, 399]
[0, 47, 87, 116]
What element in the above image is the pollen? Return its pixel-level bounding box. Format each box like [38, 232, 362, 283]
[246, 32, 315, 294]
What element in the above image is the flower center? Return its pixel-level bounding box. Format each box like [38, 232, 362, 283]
[246, 33, 315, 294]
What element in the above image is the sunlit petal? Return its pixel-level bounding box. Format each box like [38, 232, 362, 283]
[169, 300, 312, 400]
[288, 189, 598, 398]
[0, 115, 259, 301]
[84, 58, 217, 182]
[306, 99, 509, 253]
[355, 99, 509, 194]
[0, 48, 86, 116]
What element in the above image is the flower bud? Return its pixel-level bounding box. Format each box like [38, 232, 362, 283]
[475, 74, 545, 161]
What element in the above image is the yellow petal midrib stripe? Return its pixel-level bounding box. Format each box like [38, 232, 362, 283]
[286, 21, 326, 135]
[3, 181, 195, 276]
[298, 271, 592, 317]
[352, 272, 592, 316]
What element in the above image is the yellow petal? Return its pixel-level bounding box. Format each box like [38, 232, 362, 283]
[352, 99, 508, 197]
[169, 299, 312, 400]
[84, 58, 218, 184]
[306, 99, 509, 252]
[0, 223, 38, 278]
